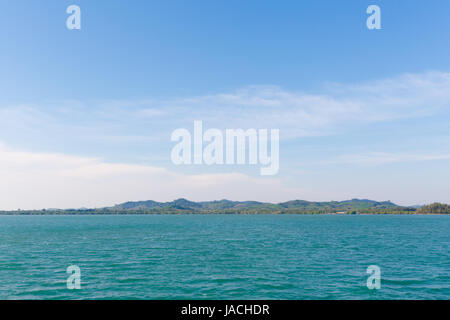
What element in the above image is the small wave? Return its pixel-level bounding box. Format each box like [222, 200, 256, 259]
[382, 278, 429, 285]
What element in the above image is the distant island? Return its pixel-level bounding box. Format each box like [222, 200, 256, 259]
[1, 199, 449, 215]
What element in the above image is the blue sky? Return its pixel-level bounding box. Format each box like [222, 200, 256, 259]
[1, 0, 450, 209]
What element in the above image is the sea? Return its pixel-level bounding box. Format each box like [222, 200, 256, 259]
[0, 214, 448, 299]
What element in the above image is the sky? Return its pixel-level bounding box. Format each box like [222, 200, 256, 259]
[1, 0, 450, 209]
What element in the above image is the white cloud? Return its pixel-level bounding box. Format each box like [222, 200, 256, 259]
[158, 71, 450, 138]
[328, 152, 450, 166]
[2, 71, 450, 142]
[0, 143, 307, 210]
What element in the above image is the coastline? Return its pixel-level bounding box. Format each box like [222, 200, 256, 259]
[1, 199, 448, 215]
[0, 211, 448, 216]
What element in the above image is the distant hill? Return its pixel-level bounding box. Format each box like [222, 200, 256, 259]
[3, 198, 446, 215]
[114, 198, 400, 211]
[116, 200, 163, 210]
[107, 198, 413, 214]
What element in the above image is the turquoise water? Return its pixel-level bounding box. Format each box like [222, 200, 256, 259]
[0, 215, 449, 300]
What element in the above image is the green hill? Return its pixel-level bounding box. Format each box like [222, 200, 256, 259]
[108, 198, 412, 214]
[2, 198, 445, 215]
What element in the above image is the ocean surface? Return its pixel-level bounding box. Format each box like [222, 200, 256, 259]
[0, 214, 449, 300]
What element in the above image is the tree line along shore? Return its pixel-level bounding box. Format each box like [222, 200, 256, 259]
[1, 199, 449, 215]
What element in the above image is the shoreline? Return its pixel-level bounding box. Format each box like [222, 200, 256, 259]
[0, 212, 448, 216]
[1, 199, 448, 215]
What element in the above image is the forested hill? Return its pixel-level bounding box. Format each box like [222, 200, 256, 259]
[112, 198, 404, 214]
[4, 198, 446, 215]
[2, 199, 449, 215]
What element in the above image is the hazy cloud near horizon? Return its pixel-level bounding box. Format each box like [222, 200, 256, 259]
[0, 143, 310, 210]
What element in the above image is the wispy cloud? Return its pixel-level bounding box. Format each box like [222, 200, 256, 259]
[154, 71, 450, 137]
[1, 71, 450, 143]
[328, 152, 450, 166]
